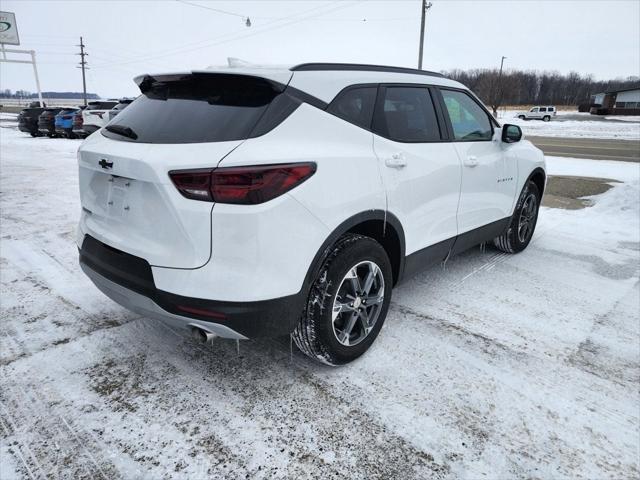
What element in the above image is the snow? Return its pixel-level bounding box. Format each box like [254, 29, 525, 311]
[545, 155, 640, 182]
[1, 125, 639, 479]
[605, 116, 640, 122]
[496, 111, 640, 140]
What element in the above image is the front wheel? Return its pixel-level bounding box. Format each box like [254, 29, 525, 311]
[518, 115, 526, 120]
[293, 234, 393, 366]
[494, 181, 541, 253]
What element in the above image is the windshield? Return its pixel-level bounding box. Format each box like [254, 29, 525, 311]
[101, 74, 279, 144]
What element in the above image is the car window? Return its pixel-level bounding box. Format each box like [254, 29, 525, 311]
[327, 87, 376, 130]
[101, 74, 279, 144]
[441, 89, 493, 141]
[372, 86, 440, 142]
[539, 107, 547, 112]
[531, 107, 538, 112]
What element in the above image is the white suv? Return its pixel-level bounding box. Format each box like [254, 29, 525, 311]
[77, 63, 546, 365]
[517, 106, 556, 121]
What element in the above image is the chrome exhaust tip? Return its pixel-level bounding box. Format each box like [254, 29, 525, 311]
[190, 325, 217, 344]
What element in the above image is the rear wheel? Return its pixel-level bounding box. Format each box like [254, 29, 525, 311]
[292, 234, 392, 366]
[494, 181, 541, 253]
[542, 115, 551, 122]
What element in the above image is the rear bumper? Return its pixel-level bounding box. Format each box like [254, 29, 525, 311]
[79, 235, 305, 338]
[18, 124, 36, 133]
[81, 262, 247, 339]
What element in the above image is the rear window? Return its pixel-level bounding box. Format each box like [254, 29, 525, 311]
[102, 74, 279, 144]
[372, 86, 441, 142]
[87, 101, 117, 110]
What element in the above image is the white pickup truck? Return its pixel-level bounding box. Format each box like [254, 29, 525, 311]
[517, 106, 557, 121]
[79, 100, 118, 135]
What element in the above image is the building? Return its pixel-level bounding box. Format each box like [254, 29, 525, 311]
[590, 86, 640, 115]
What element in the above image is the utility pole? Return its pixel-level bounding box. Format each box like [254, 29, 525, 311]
[417, 0, 433, 70]
[495, 55, 507, 116]
[76, 36, 88, 106]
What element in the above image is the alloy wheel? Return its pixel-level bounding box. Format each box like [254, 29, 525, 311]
[518, 193, 538, 243]
[331, 260, 385, 347]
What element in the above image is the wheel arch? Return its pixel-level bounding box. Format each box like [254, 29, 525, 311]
[527, 167, 547, 196]
[302, 210, 406, 293]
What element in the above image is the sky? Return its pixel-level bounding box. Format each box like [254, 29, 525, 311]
[1, 0, 639, 98]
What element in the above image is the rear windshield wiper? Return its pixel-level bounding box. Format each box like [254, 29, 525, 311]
[105, 124, 138, 140]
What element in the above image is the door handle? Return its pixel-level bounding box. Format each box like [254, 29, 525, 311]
[385, 153, 407, 168]
[464, 156, 479, 168]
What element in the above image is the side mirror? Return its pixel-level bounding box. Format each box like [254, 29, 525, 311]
[502, 124, 522, 144]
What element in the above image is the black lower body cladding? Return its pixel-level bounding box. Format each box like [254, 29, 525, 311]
[78, 235, 304, 337]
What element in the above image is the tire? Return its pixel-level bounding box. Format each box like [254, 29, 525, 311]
[518, 115, 525, 120]
[30, 132, 37, 137]
[292, 234, 393, 366]
[543, 115, 551, 122]
[494, 181, 541, 253]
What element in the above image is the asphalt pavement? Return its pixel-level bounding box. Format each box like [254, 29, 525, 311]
[528, 136, 640, 162]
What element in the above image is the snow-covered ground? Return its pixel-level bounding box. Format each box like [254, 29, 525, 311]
[1, 125, 639, 479]
[497, 110, 640, 140]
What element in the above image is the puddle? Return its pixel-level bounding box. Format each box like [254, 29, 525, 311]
[542, 175, 619, 210]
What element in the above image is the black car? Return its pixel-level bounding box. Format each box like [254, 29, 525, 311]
[37, 108, 63, 137]
[18, 107, 46, 136]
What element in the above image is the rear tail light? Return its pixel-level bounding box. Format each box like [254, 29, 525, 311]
[169, 162, 316, 205]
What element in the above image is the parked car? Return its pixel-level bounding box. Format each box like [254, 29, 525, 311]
[81, 100, 118, 135]
[55, 108, 80, 138]
[108, 99, 134, 121]
[77, 63, 546, 365]
[37, 108, 63, 137]
[72, 106, 87, 138]
[517, 106, 556, 121]
[17, 107, 45, 136]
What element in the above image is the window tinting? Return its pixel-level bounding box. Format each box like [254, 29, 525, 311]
[539, 107, 547, 112]
[101, 74, 279, 144]
[373, 87, 440, 142]
[441, 90, 493, 141]
[327, 87, 376, 129]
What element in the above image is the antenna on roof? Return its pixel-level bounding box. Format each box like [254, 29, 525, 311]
[227, 57, 254, 68]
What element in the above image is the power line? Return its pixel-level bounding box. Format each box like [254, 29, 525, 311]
[175, 0, 247, 19]
[92, 1, 358, 68]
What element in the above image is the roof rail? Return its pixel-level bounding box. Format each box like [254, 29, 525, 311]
[290, 63, 445, 78]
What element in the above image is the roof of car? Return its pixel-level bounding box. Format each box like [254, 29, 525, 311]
[290, 62, 445, 78]
[134, 61, 466, 104]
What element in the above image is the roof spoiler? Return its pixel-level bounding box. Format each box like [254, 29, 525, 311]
[133, 71, 289, 95]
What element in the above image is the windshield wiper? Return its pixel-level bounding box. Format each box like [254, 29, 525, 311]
[105, 124, 138, 140]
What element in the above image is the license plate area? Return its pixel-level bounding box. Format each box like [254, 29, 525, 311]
[106, 176, 134, 218]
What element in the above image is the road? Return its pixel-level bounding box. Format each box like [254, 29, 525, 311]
[528, 136, 640, 162]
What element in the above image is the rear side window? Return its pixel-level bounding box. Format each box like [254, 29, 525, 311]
[373, 86, 441, 142]
[327, 87, 376, 129]
[539, 107, 547, 112]
[102, 74, 279, 144]
[441, 90, 493, 141]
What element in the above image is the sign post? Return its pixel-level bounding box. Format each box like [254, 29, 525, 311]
[0, 11, 44, 107]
